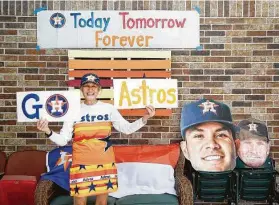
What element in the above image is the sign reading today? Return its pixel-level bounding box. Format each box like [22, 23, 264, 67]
[113, 79, 178, 109]
[17, 91, 80, 122]
[37, 10, 200, 49]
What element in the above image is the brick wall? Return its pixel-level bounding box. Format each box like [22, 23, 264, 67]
[0, 0, 278, 166]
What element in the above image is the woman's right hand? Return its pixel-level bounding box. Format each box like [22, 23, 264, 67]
[37, 119, 51, 135]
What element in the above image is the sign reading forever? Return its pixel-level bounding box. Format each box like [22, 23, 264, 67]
[17, 91, 80, 122]
[37, 10, 200, 49]
[113, 79, 178, 109]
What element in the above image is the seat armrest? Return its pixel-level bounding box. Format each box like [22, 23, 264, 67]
[175, 175, 193, 205]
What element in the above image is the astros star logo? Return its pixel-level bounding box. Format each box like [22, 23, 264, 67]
[86, 75, 96, 82]
[198, 100, 219, 114]
[45, 94, 69, 118]
[248, 123, 258, 132]
[49, 13, 66, 28]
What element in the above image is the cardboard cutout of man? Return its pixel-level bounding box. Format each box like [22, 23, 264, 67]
[235, 118, 270, 168]
[180, 99, 237, 172]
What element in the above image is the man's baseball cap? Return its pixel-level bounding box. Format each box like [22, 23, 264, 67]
[237, 118, 269, 141]
[180, 99, 236, 139]
[80, 73, 101, 87]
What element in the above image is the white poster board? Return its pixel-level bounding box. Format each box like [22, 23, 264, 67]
[17, 91, 81, 122]
[37, 10, 200, 49]
[113, 79, 178, 109]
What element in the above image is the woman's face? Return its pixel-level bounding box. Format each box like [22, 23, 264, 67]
[81, 83, 101, 102]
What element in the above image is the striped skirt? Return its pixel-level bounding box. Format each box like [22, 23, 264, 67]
[69, 162, 118, 197]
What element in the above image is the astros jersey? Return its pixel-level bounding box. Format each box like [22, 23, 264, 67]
[49, 101, 145, 197]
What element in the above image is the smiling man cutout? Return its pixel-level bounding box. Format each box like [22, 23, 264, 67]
[180, 99, 237, 172]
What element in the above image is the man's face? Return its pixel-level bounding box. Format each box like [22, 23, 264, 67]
[181, 122, 236, 172]
[81, 83, 100, 101]
[237, 137, 269, 168]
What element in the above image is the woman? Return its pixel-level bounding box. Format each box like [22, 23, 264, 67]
[37, 73, 155, 205]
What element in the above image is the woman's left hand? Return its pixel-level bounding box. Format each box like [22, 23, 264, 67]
[142, 105, 155, 123]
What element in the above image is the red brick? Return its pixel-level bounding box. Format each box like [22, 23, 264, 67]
[232, 37, 252, 43]
[204, 44, 224, 49]
[267, 108, 279, 113]
[247, 31, 266, 36]
[270, 146, 279, 152]
[17, 133, 37, 138]
[267, 44, 279, 49]
[253, 76, 272, 81]
[5, 49, 25, 55]
[111, 139, 128, 145]
[18, 43, 36, 48]
[129, 139, 148, 145]
[245, 95, 265, 100]
[0, 30, 17, 35]
[225, 69, 245, 75]
[254, 101, 273, 107]
[253, 37, 273, 43]
[232, 114, 252, 120]
[204, 69, 224, 75]
[250, 1, 255, 17]
[225, 57, 245, 62]
[231, 63, 251, 68]
[26, 139, 46, 145]
[190, 89, 210, 94]
[142, 133, 161, 138]
[26, 49, 46, 55]
[39, 81, 59, 87]
[19, 56, 38, 61]
[47, 62, 67, 68]
[253, 89, 272, 94]
[39, 56, 60, 61]
[218, 1, 223, 17]
[149, 127, 169, 132]
[0, 120, 16, 125]
[212, 25, 232, 30]
[0, 81, 17, 86]
[46, 75, 66, 81]
[205, 82, 223, 87]
[26, 62, 46, 67]
[190, 76, 210, 81]
[211, 76, 231, 81]
[203, 95, 224, 101]
[25, 75, 44, 80]
[232, 101, 252, 107]
[0, 107, 16, 112]
[0, 146, 15, 151]
[211, 51, 231, 56]
[3, 87, 23, 93]
[0, 68, 17, 73]
[267, 31, 279, 36]
[0, 55, 17, 61]
[226, 18, 245, 24]
[253, 50, 272, 56]
[205, 57, 224, 62]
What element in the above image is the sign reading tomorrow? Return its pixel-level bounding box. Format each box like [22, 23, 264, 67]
[113, 79, 178, 109]
[37, 11, 200, 49]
